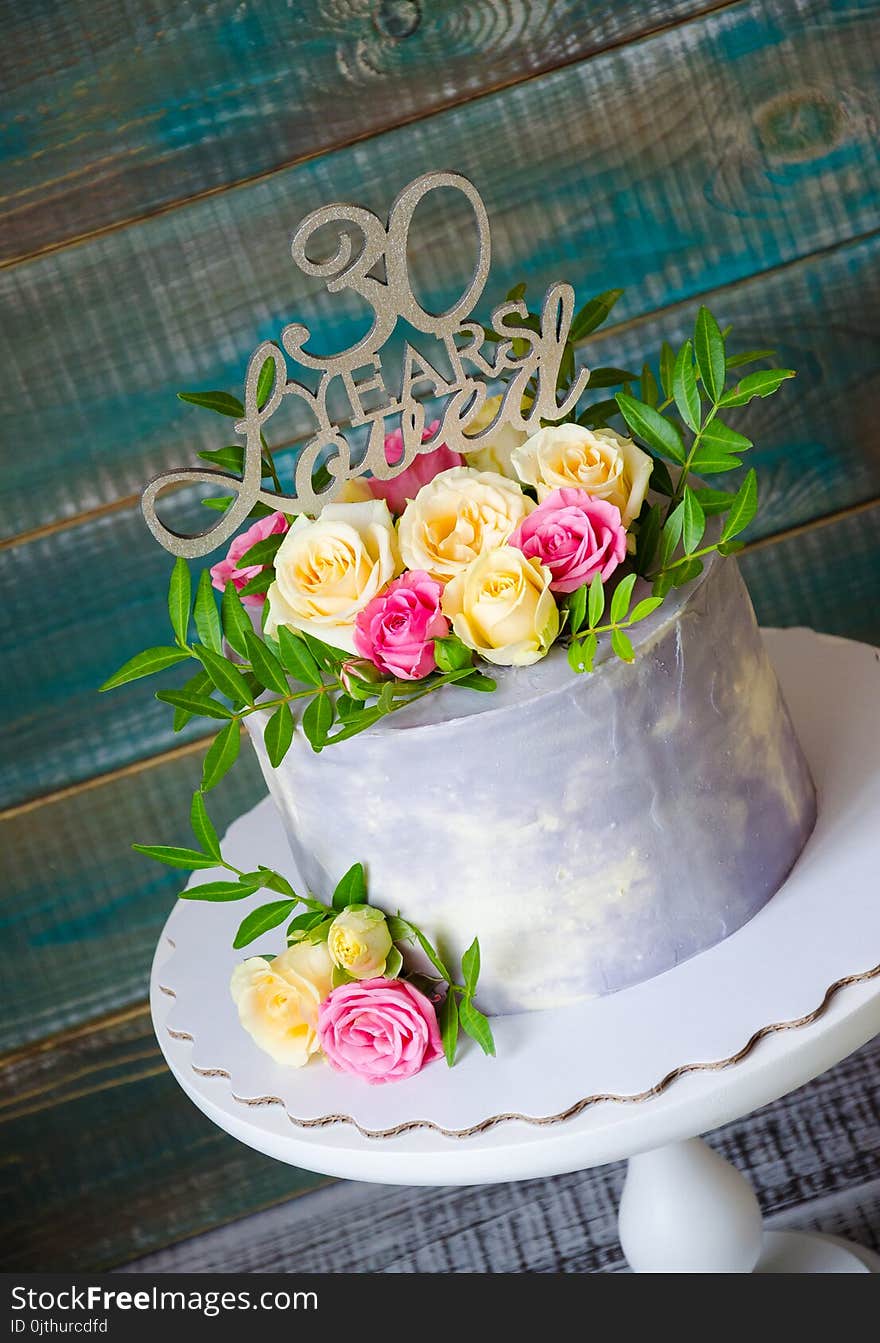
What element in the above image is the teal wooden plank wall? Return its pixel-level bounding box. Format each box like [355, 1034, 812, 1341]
[1, 0, 879, 1270]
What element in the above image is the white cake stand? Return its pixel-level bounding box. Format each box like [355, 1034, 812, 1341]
[150, 629, 880, 1273]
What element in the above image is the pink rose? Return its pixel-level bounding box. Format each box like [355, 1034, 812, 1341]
[317, 978, 444, 1085]
[353, 570, 448, 681]
[367, 420, 463, 516]
[210, 511, 289, 606]
[508, 487, 626, 593]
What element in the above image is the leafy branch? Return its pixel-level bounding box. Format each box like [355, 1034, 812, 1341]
[565, 572, 663, 674]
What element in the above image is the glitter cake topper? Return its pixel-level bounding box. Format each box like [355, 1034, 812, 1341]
[143, 170, 590, 557]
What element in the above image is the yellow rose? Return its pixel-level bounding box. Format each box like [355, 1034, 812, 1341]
[512, 424, 652, 526]
[265, 499, 401, 652]
[398, 466, 532, 584]
[442, 546, 559, 666]
[230, 940, 333, 1068]
[461, 394, 530, 480]
[328, 905, 392, 980]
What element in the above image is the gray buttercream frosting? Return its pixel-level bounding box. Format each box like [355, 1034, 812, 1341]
[246, 554, 817, 1014]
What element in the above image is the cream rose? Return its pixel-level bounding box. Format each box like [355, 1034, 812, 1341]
[461, 393, 530, 479]
[441, 546, 559, 666]
[327, 904, 392, 980]
[398, 466, 532, 584]
[512, 424, 652, 526]
[265, 499, 402, 653]
[230, 940, 333, 1068]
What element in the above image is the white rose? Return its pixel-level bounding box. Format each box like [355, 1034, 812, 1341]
[230, 940, 333, 1068]
[461, 393, 530, 479]
[265, 499, 401, 652]
[441, 546, 559, 667]
[327, 905, 392, 980]
[398, 466, 532, 584]
[512, 423, 652, 526]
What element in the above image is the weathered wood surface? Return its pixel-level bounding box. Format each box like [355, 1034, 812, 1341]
[3, 504, 878, 1054]
[1, 742, 264, 1053]
[2, 1004, 875, 1272]
[0, 1008, 327, 1272]
[3, 0, 878, 536]
[0, 0, 715, 264]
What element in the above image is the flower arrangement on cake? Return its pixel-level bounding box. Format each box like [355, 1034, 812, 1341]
[102, 172, 799, 1082]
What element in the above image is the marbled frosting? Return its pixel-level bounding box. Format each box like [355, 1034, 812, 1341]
[246, 555, 816, 1014]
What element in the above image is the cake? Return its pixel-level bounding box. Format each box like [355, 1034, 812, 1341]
[109, 169, 817, 1080]
[246, 549, 816, 1014]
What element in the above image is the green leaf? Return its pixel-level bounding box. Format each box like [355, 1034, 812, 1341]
[585, 366, 637, 388]
[384, 945, 404, 978]
[718, 368, 795, 407]
[718, 539, 746, 556]
[287, 911, 326, 942]
[671, 556, 704, 588]
[387, 914, 414, 943]
[615, 394, 686, 465]
[629, 596, 664, 623]
[221, 582, 252, 658]
[576, 398, 620, 429]
[256, 356, 276, 409]
[323, 707, 385, 745]
[681, 486, 706, 555]
[414, 928, 451, 983]
[652, 571, 675, 599]
[99, 646, 190, 691]
[197, 445, 246, 473]
[693, 487, 735, 515]
[264, 702, 294, 767]
[332, 862, 367, 910]
[672, 339, 700, 433]
[132, 843, 216, 870]
[570, 289, 623, 342]
[635, 501, 662, 576]
[177, 390, 244, 417]
[610, 627, 634, 663]
[244, 629, 289, 695]
[694, 306, 725, 402]
[659, 341, 675, 400]
[567, 632, 597, 674]
[458, 998, 496, 1057]
[234, 899, 298, 949]
[190, 790, 220, 859]
[438, 990, 460, 1067]
[201, 719, 241, 791]
[156, 688, 234, 719]
[201, 496, 234, 512]
[568, 584, 587, 635]
[649, 457, 675, 497]
[259, 867, 299, 899]
[640, 363, 659, 407]
[433, 634, 474, 673]
[238, 535, 284, 567]
[588, 573, 604, 628]
[335, 693, 363, 721]
[194, 645, 255, 706]
[182, 879, 260, 902]
[461, 938, 481, 995]
[332, 965, 355, 988]
[700, 418, 752, 453]
[277, 626, 323, 687]
[457, 671, 497, 692]
[610, 572, 637, 625]
[302, 692, 334, 752]
[688, 444, 743, 475]
[237, 569, 274, 598]
[192, 570, 222, 652]
[720, 468, 758, 543]
[171, 669, 213, 731]
[725, 348, 775, 370]
[659, 500, 685, 568]
[506, 281, 527, 302]
[168, 558, 191, 646]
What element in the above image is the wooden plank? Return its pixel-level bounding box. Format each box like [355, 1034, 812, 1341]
[0, 0, 715, 264]
[2, 1007, 876, 1271]
[3, 235, 879, 810]
[0, 1009, 326, 1272]
[3, 0, 879, 535]
[2, 503, 878, 1052]
[0, 739, 265, 1052]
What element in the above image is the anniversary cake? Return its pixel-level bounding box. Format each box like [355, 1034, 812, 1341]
[105, 171, 815, 1081]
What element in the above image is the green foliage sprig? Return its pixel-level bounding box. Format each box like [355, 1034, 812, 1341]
[134, 792, 494, 1065]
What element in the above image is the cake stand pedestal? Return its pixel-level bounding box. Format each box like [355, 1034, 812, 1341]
[150, 629, 880, 1274]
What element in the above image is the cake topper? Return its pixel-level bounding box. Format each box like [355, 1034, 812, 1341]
[142, 170, 590, 557]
